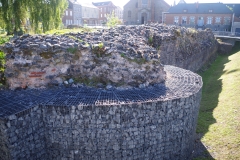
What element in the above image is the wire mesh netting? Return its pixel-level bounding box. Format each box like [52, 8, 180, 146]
[0, 65, 202, 118]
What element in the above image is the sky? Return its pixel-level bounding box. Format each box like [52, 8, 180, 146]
[91, 0, 240, 9]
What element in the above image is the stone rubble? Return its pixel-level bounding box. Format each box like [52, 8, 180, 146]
[1, 23, 218, 89]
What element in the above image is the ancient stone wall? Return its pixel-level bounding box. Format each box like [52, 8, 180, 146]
[1, 24, 217, 89]
[154, 28, 218, 72]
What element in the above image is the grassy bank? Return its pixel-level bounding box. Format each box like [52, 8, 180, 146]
[45, 27, 93, 35]
[196, 41, 240, 159]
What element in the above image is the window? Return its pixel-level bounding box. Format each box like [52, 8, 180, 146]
[142, 0, 148, 7]
[207, 17, 212, 24]
[215, 17, 221, 24]
[101, 14, 102, 18]
[142, 0, 148, 4]
[136, 2, 138, 8]
[189, 16, 195, 25]
[70, 11, 72, 16]
[209, 10, 213, 12]
[224, 17, 230, 25]
[174, 16, 179, 24]
[128, 11, 131, 18]
[183, 9, 187, 12]
[66, 11, 68, 16]
[182, 16, 187, 24]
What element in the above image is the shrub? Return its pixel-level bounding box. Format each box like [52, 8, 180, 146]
[0, 36, 10, 44]
[0, 51, 5, 85]
[67, 47, 78, 54]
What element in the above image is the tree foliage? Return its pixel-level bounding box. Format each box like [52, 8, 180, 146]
[106, 11, 121, 28]
[0, 0, 68, 34]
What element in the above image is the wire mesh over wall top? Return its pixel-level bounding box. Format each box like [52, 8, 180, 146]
[0, 65, 202, 118]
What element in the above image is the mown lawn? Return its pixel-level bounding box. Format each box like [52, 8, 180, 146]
[45, 27, 94, 35]
[196, 41, 240, 159]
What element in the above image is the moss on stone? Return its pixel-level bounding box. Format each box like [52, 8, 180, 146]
[73, 76, 109, 87]
[40, 51, 54, 59]
[22, 49, 33, 56]
[67, 47, 78, 54]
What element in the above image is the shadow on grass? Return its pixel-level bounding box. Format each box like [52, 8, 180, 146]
[192, 41, 240, 159]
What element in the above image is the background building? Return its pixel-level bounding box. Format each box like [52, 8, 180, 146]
[123, 0, 170, 25]
[81, 2, 99, 26]
[115, 6, 123, 23]
[62, 0, 82, 26]
[165, 2, 233, 31]
[226, 4, 240, 33]
[92, 1, 117, 24]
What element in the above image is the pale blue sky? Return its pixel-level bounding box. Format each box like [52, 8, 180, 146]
[91, 0, 240, 9]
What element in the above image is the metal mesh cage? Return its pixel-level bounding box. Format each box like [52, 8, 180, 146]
[0, 66, 202, 118]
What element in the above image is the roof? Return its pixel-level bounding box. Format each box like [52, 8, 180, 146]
[92, 1, 113, 6]
[168, 3, 233, 14]
[178, 0, 186, 4]
[68, 0, 81, 5]
[124, 0, 170, 8]
[225, 4, 240, 17]
[81, 2, 98, 8]
[68, 0, 98, 8]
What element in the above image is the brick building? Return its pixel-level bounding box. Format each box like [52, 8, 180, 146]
[165, 2, 233, 31]
[92, 1, 117, 24]
[81, 2, 99, 26]
[226, 4, 240, 33]
[115, 6, 123, 22]
[123, 0, 170, 25]
[62, 0, 81, 26]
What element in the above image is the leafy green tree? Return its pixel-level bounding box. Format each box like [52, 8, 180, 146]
[0, 0, 68, 34]
[106, 11, 121, 28]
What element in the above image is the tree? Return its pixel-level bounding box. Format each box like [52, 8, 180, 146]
[106, 11, 121, 28]
[0, 0, 68, 34]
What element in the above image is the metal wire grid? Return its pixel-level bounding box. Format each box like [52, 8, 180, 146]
[0, 66, 202, 118]
[0, 89, 62, 118]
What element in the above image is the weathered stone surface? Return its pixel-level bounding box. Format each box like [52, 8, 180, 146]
[217, 41, 233, 55]
[2, 25, 170, 90]
[1, 24, 218, 90]
[156, 27, 218, 72]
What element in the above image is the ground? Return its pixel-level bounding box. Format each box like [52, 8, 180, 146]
[193, 41, 240, 160]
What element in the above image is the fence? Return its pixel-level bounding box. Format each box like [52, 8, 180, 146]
[212, 31, 240, 37]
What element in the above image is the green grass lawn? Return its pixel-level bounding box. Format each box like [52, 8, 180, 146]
[45, 27, 94, 35]
[196, 41, 240, 159]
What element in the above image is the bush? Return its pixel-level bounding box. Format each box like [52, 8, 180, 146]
[107, 11, 121, 28]
[0, 36, 10, 44]
[0, 51, 5, 85]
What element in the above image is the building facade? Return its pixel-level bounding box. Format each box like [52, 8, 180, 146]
[115, 6, 123, 22]
[226, 4, 240, 33]
[81, 2, 99, 25]
[165, 2, 233, 31]
[62, 1, 75, 26]
[92, 1, 117, 24]
[62, 0, 82, 26]
[123, 0, 170, 25]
